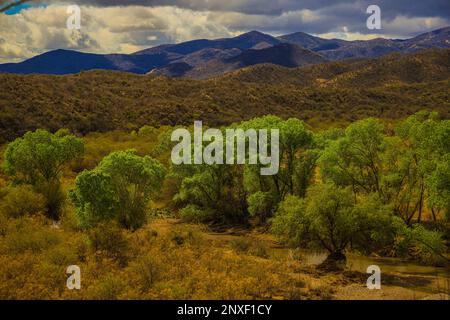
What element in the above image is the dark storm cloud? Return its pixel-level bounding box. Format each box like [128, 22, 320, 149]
[67, 0, 450, 19]
[5, 1, 449, 36]
[46, 0, 447, 37]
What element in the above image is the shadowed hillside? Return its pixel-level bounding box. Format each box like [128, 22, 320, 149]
[222, 49, 450, 86]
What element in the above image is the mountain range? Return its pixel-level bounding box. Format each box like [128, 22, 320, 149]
[0, 26, 449, 78]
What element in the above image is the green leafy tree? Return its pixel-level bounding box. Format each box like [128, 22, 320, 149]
[393, 217, 447, 264]
[174, 163, 247, 223]
[3, 129, 84, 219]
[391, 112, 450, 223]
[247, 191, 276, 223]
[425, 119, 450, 220]
[271, 183, 393, 269]
[319, 118, 386, 198]
[242, 116, 314, 201]
[70, 150, 166, 229]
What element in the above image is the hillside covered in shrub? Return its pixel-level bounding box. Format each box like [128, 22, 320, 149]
[0, 49, 449, 143]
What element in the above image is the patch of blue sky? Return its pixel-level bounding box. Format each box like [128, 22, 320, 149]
[4, 2, 47, 15]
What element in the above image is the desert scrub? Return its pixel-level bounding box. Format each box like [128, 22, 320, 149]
[87, 222, 131, 266]
[0, 185, 46, 218]
[3, 216, 61, 254]
[229, 238, 269, 258]
[229, 238, 251, 253]
[0, 213, 310, 300]
[248, 241, 270, 258]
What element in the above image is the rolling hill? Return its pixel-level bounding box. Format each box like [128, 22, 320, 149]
[0, 49, 448, 143]
[222, 49, 450, 87]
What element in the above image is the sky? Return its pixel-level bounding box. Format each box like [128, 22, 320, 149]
[0, 0, 449, 63]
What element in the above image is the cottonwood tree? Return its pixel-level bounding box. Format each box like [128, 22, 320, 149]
[174, 162, 247, 223]
[242, 116, 314, 201]
[425, 118, 450, 221]
[3, 129, 84, 219]
[241, 116, 315, 223]
[172, 116, 316, 224]
[319, 118, 386, 199]
[70, 150, 166, 230]
[271, 183, 393, 270]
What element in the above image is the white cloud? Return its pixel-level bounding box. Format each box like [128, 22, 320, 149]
[0, 4, 236, 62]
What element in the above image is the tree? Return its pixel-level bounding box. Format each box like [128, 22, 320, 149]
[70, 150, 166, 230]
[174, 163, 247, 223]
[3, 129, 84, 219]
[271, 183, 393, 270]
[319, 118, 386, 199]
[242, 116, 314, 201]
[247, 191, 276, 224]
[424, 119, 450, 221]
[172, 116, 316, 224]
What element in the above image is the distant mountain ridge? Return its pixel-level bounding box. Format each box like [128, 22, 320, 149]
[0, 27, 448, 78]
[152, 43, 326, 78]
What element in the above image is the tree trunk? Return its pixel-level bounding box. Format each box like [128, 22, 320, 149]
[318, 251, 347, 272]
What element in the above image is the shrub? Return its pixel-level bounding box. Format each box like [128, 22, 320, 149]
[179, 205, 214, 223]
[248, 241, 269, 258]
[0, 185, 46, 218]
[138, 125, 156, 137]
[94, 275, 126, 300]
[230, 238, 251, 253]
[247, 191, 276, 223]
[4, 217, 61, 254]
[87, 223, 130, 265]
[130, 254, 163, 291]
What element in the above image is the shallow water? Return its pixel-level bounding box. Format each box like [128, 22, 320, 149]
[291, 250, 450, 295]
[204, 227, 450, 295]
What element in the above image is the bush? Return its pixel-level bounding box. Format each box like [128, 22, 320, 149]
[393, 218, 447, 265]
[94, 275, 126, 300]
[0, 185, 46, 218]
[43, 246, 78, 267]
[4, 217, 61, 254]
[138, 125, 156, 137]
[130, 254, 163, 291]
[248, 241, 269, 258]
[230, 238, 251, 253]
[179, 205, 214, 223]
[87, 223, 130, 265]
[247, 191, 276, 223]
